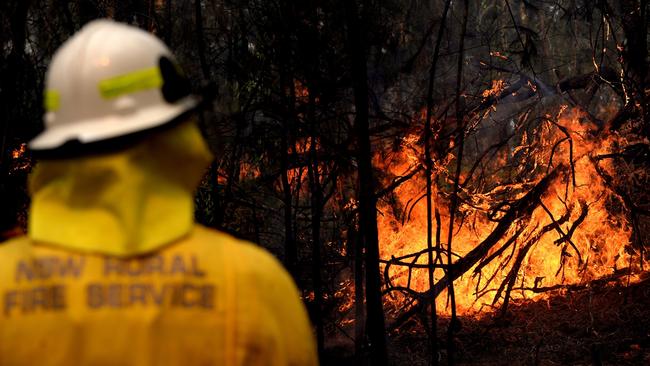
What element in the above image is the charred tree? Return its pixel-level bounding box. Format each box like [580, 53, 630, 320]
[445, 1, 469, 364]
[344, 0, 388, 364]
[195, 0, 210, 79]
[308, 104, 325, 356]
[279, 4, 298, 280]
[423, 0, 452, 364]
[163, 0, 173, 45]
[305, 2, 325, 355]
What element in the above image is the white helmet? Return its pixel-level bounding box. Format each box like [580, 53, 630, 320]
[29, 19, 197, 152]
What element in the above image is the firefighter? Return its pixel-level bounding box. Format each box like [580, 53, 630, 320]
[0, 19, 317, 366]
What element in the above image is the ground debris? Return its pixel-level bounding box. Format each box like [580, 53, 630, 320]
[389, 274, 650, 365]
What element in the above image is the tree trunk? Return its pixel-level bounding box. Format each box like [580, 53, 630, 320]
[618, 0, 650, 136]
[344, 1, 388, 364]
[445, 2, 469, 364]
[308, 125, 325, 356]
[164, 0, 173, 45]
[195, 0, 210, 79]
[306, 2, 325, 355]
[279, 4, 298, 280]
[354, 230, 366, 362]
[423, 1, 452, 364]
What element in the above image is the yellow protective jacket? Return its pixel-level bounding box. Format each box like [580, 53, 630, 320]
[0, 122, 317, 366]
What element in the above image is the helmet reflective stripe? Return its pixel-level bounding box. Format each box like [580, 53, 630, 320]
[99, 66, 163, 100]
[44, 90, 60, 112]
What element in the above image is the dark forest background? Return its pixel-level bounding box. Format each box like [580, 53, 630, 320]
[2, 1, 650, 365]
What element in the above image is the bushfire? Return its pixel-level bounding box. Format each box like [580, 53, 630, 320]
[377, 106, 638, 317]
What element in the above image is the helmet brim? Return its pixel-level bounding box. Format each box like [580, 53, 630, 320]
[29, 96, 197, 153]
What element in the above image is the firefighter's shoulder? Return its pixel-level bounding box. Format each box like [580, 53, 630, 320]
[189, 224, 293, 287]
[189, 224, 318, 365]
[0, 235, 32, 262]
[0, 236, 32, 288]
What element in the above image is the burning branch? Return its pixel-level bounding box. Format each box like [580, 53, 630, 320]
[554, 201, 589, 246]
[493, 208, 572, 316]
[538, 201, 583, 265]
[382, 248, 450, 299]
[388, 165, 564, 331]
[375, 164, 423, 200]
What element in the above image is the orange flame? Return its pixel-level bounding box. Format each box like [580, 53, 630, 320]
[377, 107, 636, 316]
[482, 80, 506, 98]
[11, 143, 26, 159]
[294, 80, 310, 102]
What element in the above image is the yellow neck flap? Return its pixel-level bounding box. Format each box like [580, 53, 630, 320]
[28, 121, 213, 257]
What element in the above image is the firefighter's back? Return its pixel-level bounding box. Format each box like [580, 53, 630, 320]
[0, 225, 316, 366]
